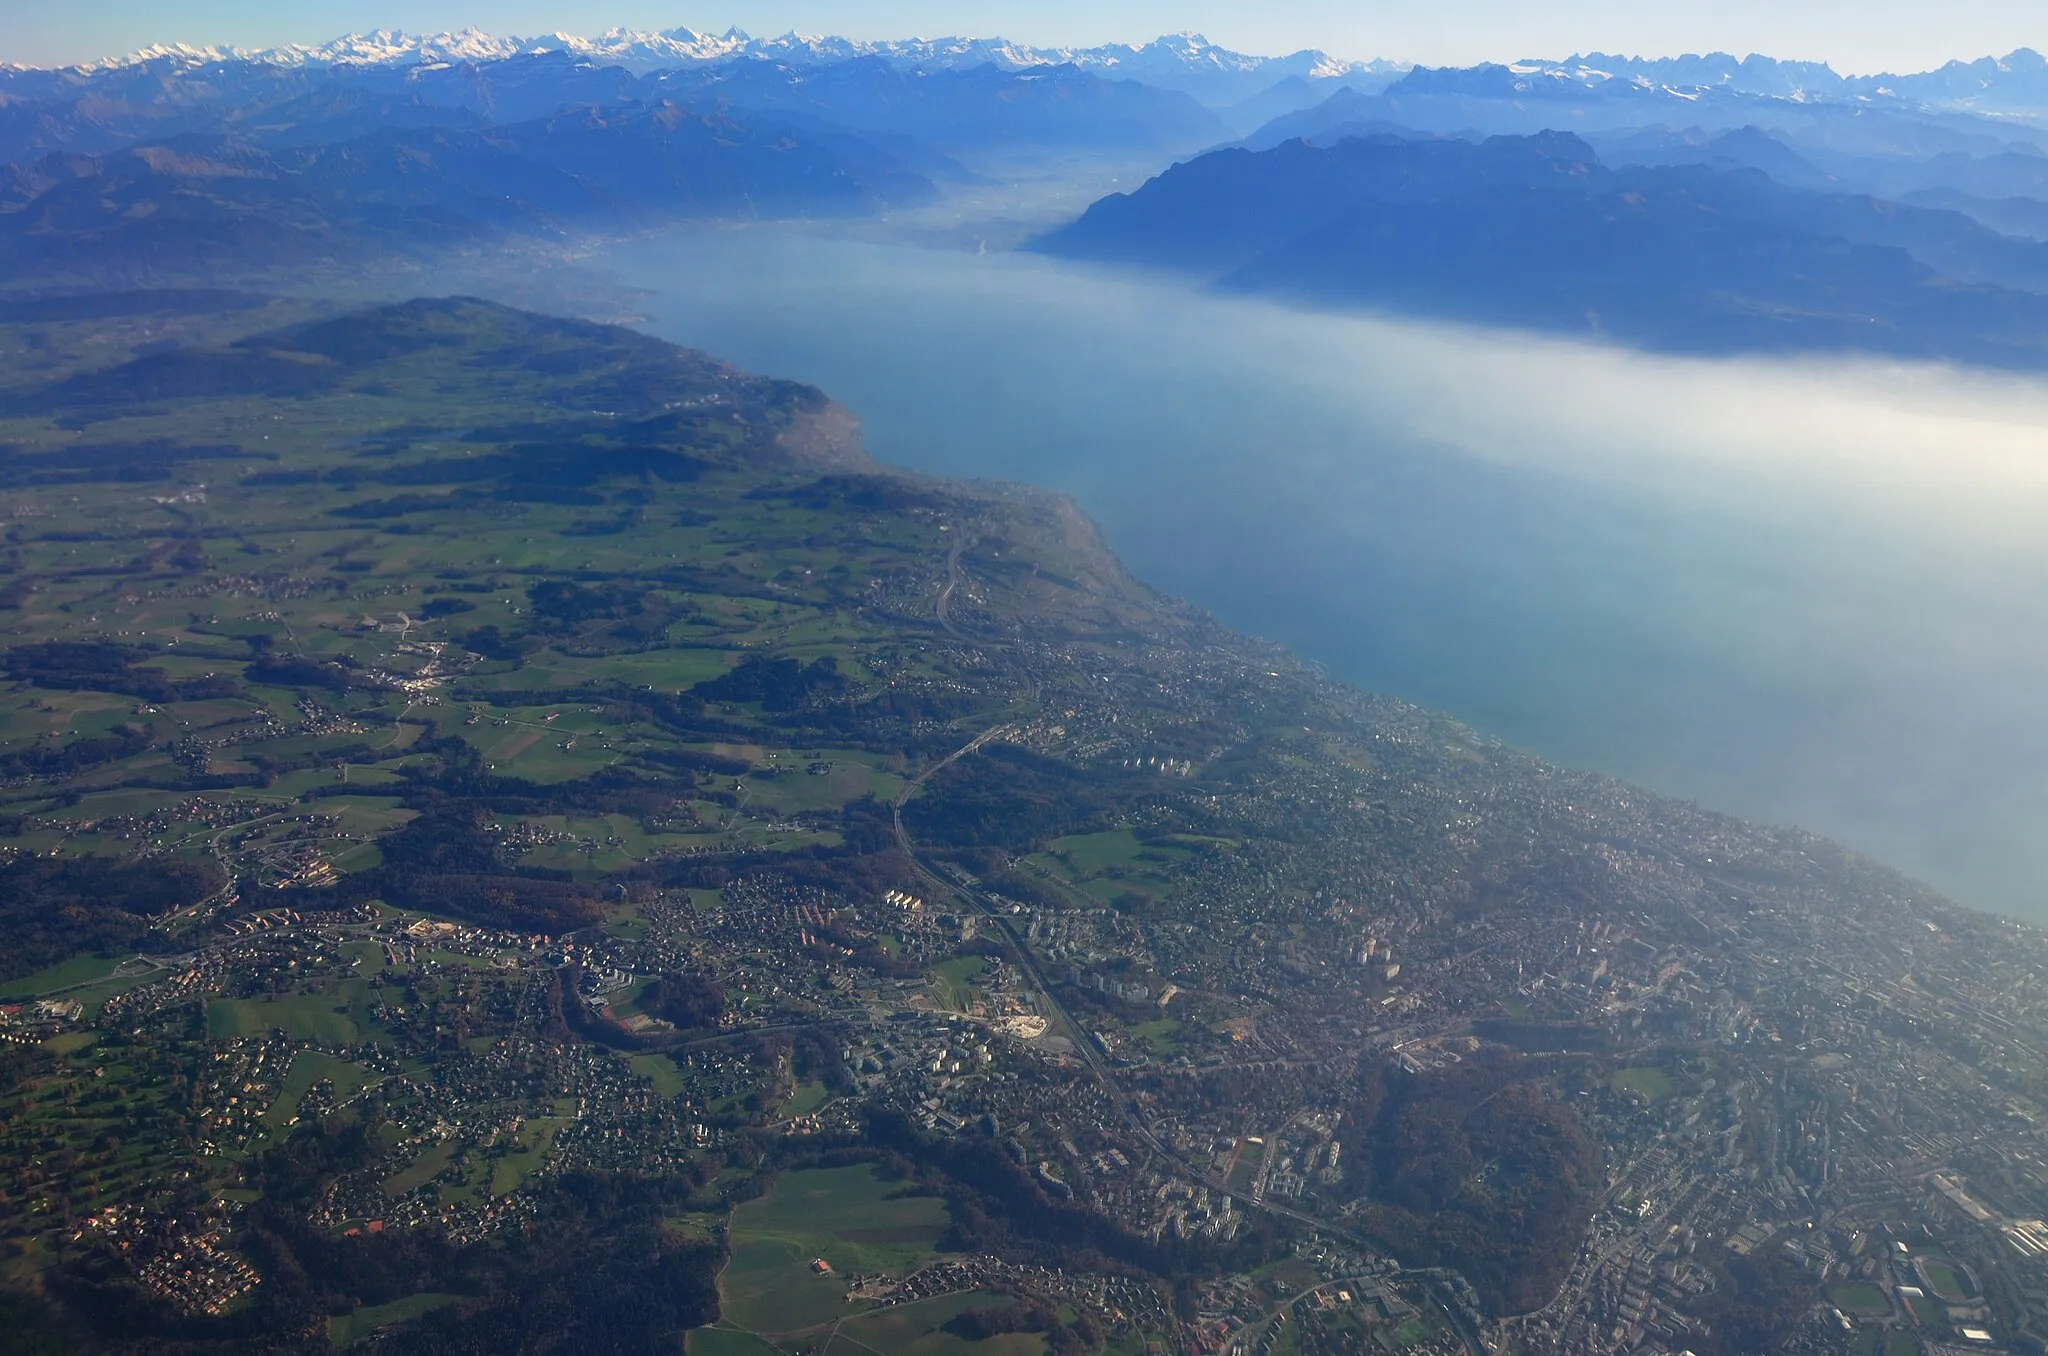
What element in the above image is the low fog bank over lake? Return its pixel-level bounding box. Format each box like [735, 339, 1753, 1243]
[607, 226, 2048, 922]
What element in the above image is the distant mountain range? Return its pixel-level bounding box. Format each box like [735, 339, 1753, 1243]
[0, 97, 941, 284]
[22, 27, 2048, 120]
[1512, 48, 2048, 115]
[0, 49, 1232, 169]
[19, 24, 2048, 369]
[1244, 64, 2048, 162]
[646, 59, 1228, 156]
[0, 46, 1238, 283]
[1034, 130, 2048, 368]
[8, 29, 1404, 109]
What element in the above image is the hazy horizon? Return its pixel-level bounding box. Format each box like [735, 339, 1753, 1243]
[7, 0, 2048, 76]
[598, 222, 2048, 927]
[11, 6, 2048, 1347]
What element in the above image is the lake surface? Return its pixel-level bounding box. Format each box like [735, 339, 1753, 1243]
[603, 225, 2048, 921]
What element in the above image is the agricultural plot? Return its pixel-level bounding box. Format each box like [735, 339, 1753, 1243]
[687, 1329, 786, 1356]
[0, 298, 956, 957]
[207, 991, 364, 1044]
[833, 1292, 1043, 1356]
[714, 1165, 950, 1338]
[0, 954, 132, 1000]
[328, 1293, 457, 1346]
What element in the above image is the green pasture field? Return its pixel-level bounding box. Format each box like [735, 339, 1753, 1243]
[631, 1053, 688, 1098]
[339, 941, 388, 975]
[0, 297, 955, 964]
[207, 995, 341, 1044]
[328, 1292, 458, 1346]
[0, 700, 134, 757]
[382, 1141, 458, 1198]
[717, 1164, 950, 1336]
[738, 758, 904, 817]
[782, 1080, 830, 1117]
[488, 1116, 569, 1195]
[687, 1328, 785, 1356]
[1049, 829, 1155, 875]
[1025, 829, 1194, 905]
[1128, 1019, 1182, 1055]
[0, 954, 132, 1000]
[833, 1291, 1042, 1356]
[208, 987, 374, 1044]
[265, 1051, 384, 1128]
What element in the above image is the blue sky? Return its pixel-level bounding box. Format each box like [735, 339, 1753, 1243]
[4, 0, 2038, 73]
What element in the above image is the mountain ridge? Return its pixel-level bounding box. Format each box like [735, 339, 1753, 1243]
[1034, 129, 2048, 367]
[6, 28, 1404, 106]
[21, 28, 2048, 117]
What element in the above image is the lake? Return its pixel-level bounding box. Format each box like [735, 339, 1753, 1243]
[603, 224, 2048, 921]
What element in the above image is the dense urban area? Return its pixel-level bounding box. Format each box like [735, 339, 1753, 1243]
[0, 293, 2045, 1356]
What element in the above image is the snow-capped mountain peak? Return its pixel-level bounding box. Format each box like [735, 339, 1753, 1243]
[58, 25, 1401, 99]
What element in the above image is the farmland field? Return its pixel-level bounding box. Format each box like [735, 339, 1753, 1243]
[328, 1293, 457, 1346]
[834, 1292, 1044, 1356]
[207, 993, 361, 1044]
[714, 1164, 949, 1337]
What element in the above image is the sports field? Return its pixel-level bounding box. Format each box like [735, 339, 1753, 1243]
[1609, 1067, 1676, 1101]
[1828, 1283, 1893, 1317]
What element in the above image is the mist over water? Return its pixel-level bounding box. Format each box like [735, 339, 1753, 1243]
[605, 226, 2048, 921]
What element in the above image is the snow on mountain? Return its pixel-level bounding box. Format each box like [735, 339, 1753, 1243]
[1521, 52, 1849, 100]
[1847, 49, 2048, 114]
[36, 26, 2048, 119]
[50, 27, 1401, 105]
[1502, 48, 2048, 115]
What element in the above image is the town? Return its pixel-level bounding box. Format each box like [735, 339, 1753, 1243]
[1, 298, 2045, 1356]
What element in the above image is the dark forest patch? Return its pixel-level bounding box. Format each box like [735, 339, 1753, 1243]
[1336, 1051, 1602, 1314]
